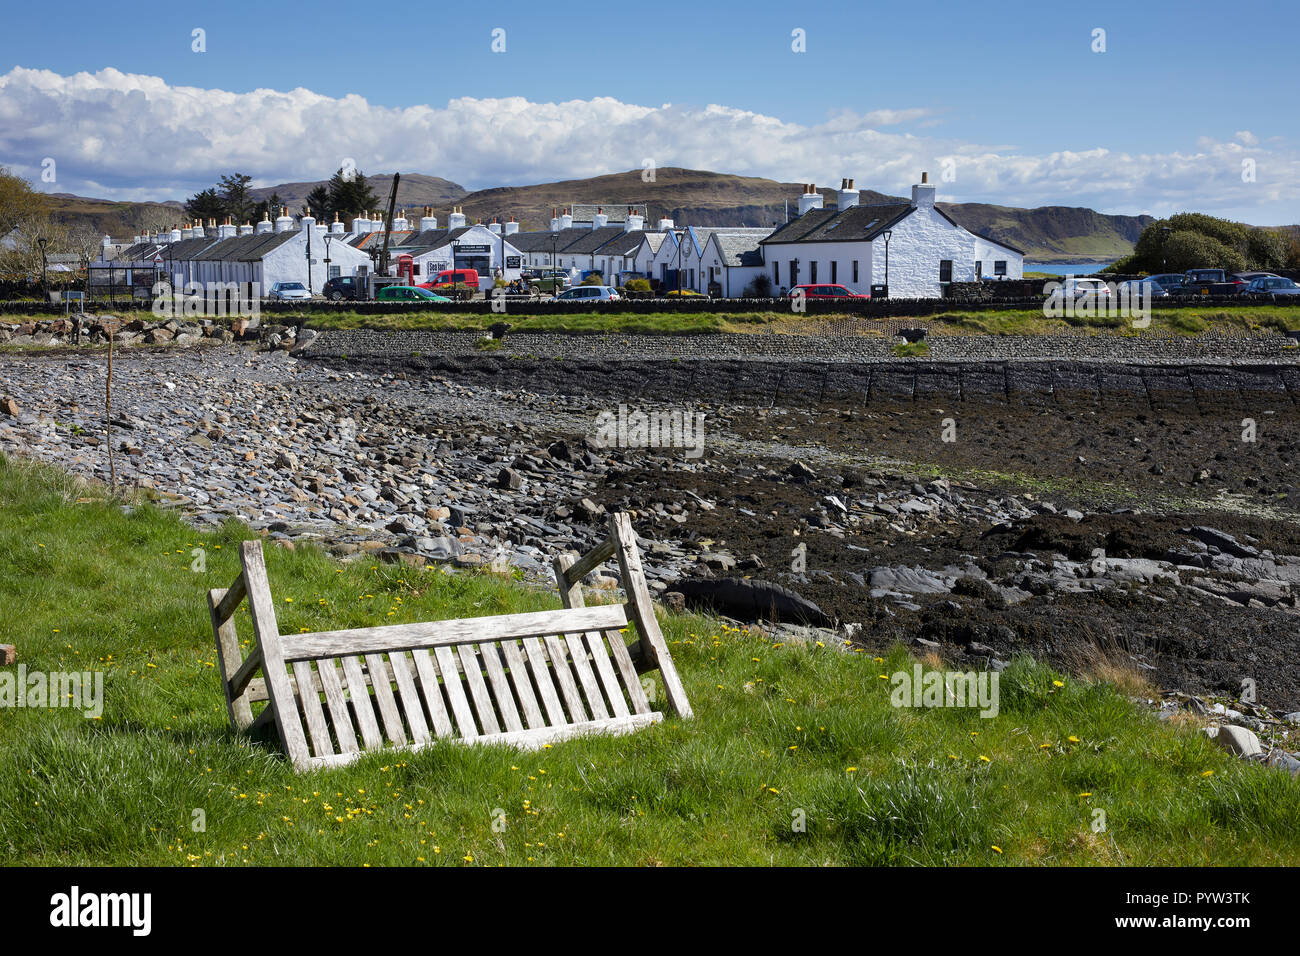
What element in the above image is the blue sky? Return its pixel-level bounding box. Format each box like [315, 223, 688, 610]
[1, 0, 1297, 221]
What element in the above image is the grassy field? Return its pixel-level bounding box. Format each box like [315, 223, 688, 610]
[2, 453, 1298, 866]
[5, 304, 1299, 340]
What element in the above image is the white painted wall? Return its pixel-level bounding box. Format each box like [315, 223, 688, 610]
[411, 225, 523, 281]
[763, 239, 875, 294]
[973, 235, 1024, 281]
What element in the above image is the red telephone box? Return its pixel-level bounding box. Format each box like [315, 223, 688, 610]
[397, 254, 415, 284]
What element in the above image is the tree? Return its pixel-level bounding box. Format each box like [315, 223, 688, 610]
[132, 205, 177, 237]
[184, 188, 226, 223]
[1162, 230, 1246, 273]
[306, 184, 332, 221]
[1117, 213, 1278, 273]
[218, 173, 256, 225]
[327, 168, 377, 219]
[1245, 227, 1287, 271]
[0, 166, 49, 239]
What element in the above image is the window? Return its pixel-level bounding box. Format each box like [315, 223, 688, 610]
[852, 260, 859, 283]
[830, 261, 837, 284]
[789, 260, 799, 284]
[939, 260, 953, 283]
[994, 260, 1007, 276]
[975, 261, 982, 280]
[774, 261, 780, 285]
[810, 261, 818, 283]
[328, 265, 340, 279]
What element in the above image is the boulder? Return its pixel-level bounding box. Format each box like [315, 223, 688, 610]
[668, 576, 832, 627]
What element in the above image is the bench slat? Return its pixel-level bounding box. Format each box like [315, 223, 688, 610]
[304, 712, 665, 770]
[501, 640, 545, 730]
[585, 632, 630, 718]
[457, 645, 502, 735]
[565, 633, 609, 720]
[521, 637, 567, 726]
[410, 649, 455, 738]
[605, 628, 653, 715]
[388, 651, 431, 746]
[316, 657, 359, 755]
[542, 634, 589, 723]
[365, 653, 408, 745]
[281, 604, 628, 662]
[340, 655, 384, 750]
[241, 542, 312, 770]
[209, 588, 254, 730]
[293, 660, 336, 759]
[480, 642, 524, 733]
[434, 646, 479, 739]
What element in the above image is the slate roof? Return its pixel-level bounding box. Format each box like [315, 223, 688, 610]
[639, 232, 667, 255]
[560, 225, 630, 255]
[711, 231, 768, 267]
[761, 203, 914, 245]
[506, 228, 591, 253]
[190, 231, 299, 262]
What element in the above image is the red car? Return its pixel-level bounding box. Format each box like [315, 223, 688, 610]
[417, 268, 480, 300]
[788, 284, 869, 300]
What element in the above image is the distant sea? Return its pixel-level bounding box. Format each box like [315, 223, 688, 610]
[1024, 262, 1113, 276]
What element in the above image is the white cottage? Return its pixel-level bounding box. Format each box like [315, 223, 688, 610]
[760, 175, 1023, 298]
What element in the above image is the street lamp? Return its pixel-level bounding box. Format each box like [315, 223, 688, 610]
[37, 236, 48, 299]
[323, 233, 333, 288]
[675, 229, 685, 295]
[305, 212, 314, 295]
[881, 230, 892, 295]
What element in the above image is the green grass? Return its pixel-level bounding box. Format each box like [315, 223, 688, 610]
[2, 453, 1297, 866]
[892, 341, 931, 358]
[4, 304, 1300, 340]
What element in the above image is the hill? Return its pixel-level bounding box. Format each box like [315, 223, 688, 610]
[45, 168, 1157, 262]
[248, 173, 467, 212]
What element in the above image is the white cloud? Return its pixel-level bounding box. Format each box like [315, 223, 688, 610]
[1, 67, 1297, 221]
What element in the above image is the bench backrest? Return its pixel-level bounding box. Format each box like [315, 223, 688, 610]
[210, 512, 687, 771]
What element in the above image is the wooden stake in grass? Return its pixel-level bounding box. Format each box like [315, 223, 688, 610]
[106, 334, 116, 491]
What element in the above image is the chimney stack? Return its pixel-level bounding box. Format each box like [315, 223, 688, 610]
[559, 208, 573, 230]
[505, 216, 519, 235]
[592, 206, 608, 229]
[419, 206, 438, 231]
[836, 177, 860, 211]
[911, 171, 936, 209]
[624, 206, 645, 232]
[274, 205, 294, 232]
[797, 183, 824, 216]
[448, 206, 467, 229]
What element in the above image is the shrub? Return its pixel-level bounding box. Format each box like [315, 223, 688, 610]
[743, 274, 773, 297]
[581, 273, 604, 286]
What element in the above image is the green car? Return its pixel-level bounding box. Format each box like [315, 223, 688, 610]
[375, 285, 451, 302]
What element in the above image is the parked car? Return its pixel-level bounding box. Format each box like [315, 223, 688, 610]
[418, 269, 480, 300]
[527, 270, 571, 295]
[375, 285, 451, 302]
[1242, 276, 1300, 301]
[268, 281, 312, 300]
[1183, 269, 1246, 296]
[555, 286, 621, 302]
[787, 284, 870, 300]
[322, 275, 367, 301]
[1232, 271, 1281, 293]
[1059, 277, 1113, 301]
[1117, 278, 1169, 298]
[663, 288, 706, 297]
[1146, 273, 1189, 295]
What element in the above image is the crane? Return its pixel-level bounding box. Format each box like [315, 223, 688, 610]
[378, 172, 400, 276]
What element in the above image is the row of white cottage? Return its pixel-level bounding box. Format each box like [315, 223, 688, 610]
[105, 174, 1023, 298]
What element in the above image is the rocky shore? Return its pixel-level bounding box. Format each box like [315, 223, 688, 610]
[2, 329, 1299, 773]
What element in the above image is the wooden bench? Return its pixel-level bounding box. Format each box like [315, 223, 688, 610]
[209, 512, 692, 771]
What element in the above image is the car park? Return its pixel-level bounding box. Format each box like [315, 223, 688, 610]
[1117, 278, 1169, 298]
[1146, 273, 1189, 295]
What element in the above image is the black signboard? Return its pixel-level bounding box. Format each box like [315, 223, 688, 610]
[456, 244, 489, 254]
[505, 256, 521, 268]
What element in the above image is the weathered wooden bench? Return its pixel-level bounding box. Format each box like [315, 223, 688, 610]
[209, 512, 692, 771]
